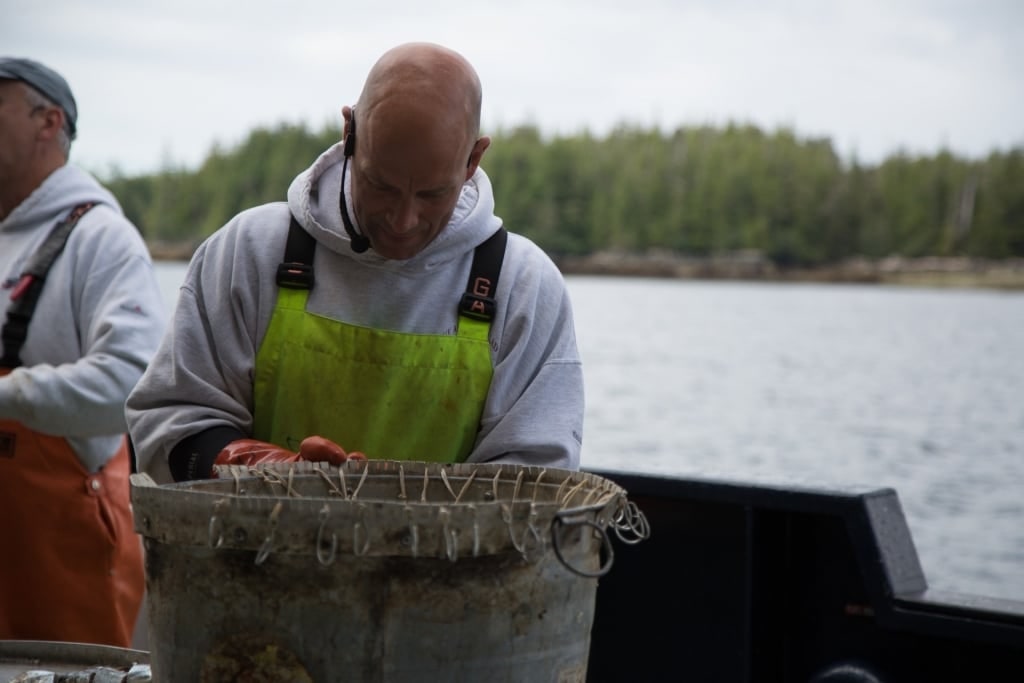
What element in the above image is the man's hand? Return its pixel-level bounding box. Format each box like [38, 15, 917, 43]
[212, 437, 366, 476]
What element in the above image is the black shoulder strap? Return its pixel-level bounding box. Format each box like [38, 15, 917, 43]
[1, 202, 95, 369]
[272, 218, 508, 323]
[459, 228, 508, 321]
[276, 214, 316, 289]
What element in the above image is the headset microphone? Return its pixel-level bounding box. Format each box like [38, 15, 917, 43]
[340, 114, 370, 253]
[347, 225, 370, 253]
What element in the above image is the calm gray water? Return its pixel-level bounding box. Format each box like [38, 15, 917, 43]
[154, 263, 1024, 602]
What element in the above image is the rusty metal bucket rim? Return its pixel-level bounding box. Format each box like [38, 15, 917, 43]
[130, 460, 630, 561]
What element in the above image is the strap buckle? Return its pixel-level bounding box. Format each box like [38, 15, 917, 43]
[276, 262, 314, 289]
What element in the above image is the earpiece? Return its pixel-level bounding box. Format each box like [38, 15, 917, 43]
[344, 114, 357, 157]
[339, 111, 369, 253]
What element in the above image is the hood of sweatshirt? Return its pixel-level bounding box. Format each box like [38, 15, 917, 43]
[0, 163, 123, 235]
[286, 142, 502, 274]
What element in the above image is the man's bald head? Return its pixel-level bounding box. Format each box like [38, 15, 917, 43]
[339, 43, 491, 260]
[356, 42, 482, 144]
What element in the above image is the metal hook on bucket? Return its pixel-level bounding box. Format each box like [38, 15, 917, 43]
[254, 501, 283, 565]
[551, 511, 615, 578]
[439, 506, 459, 562]
[208, 498, 228, 548]
[522, 503, 544, 562]
[470, 503, 481, 557]
[501, 502, 544, 562]
[316, 504, 338, 566]
[352, 503, 371, 556]
[613, 500, 651, 545]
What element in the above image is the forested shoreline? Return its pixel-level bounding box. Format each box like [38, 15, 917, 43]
[103, 121, 1024, 288]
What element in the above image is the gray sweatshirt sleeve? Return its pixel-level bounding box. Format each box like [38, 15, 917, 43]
[0, 211, 162, 432]
[126, 206, 286, 482]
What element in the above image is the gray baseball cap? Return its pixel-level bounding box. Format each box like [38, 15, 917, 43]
[0, 57, 78, 138]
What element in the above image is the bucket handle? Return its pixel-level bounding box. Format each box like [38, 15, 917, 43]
[551, 512, 614, 578]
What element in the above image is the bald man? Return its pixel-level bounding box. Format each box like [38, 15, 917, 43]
[127, 42, 584, 481]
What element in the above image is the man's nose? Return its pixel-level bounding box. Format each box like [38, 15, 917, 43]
[390, 197, 419, 233]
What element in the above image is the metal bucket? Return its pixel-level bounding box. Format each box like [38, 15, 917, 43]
[129, 460, 648, 682]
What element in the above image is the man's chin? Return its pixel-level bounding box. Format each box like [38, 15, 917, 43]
[368, 234, 425, 260]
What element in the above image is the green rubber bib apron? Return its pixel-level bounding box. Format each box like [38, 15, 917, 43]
[253, 287, 494, 462]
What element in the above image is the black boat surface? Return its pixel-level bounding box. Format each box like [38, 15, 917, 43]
[586, 467, 1024, 681]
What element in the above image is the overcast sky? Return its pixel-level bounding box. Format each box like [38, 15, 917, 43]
[4, 0, 1022, 176]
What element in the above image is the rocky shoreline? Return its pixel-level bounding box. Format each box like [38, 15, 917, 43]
[148, 242, 1024, 290]
[557, 251, 1024, 290]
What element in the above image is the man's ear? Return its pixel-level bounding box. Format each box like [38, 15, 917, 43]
[38, 106, 65, 142]
[464, 136, 491, 179]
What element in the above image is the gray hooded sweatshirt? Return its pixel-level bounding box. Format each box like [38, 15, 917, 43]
[0, 164, 167, 472]
[126, 142, 584, 483]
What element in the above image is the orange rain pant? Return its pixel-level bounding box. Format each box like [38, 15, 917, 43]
[0, 374, 144, 647]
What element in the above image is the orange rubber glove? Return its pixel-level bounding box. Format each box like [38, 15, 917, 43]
[212, 436, 366, 476]
[297, 436, 367, 464]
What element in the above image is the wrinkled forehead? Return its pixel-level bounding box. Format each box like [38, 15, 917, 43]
[358, 100, 470, 176]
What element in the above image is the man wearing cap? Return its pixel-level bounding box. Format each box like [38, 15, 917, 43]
[0, 57, 166, 647]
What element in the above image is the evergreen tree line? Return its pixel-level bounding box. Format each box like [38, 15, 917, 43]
[103, 122, 1024, 266]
